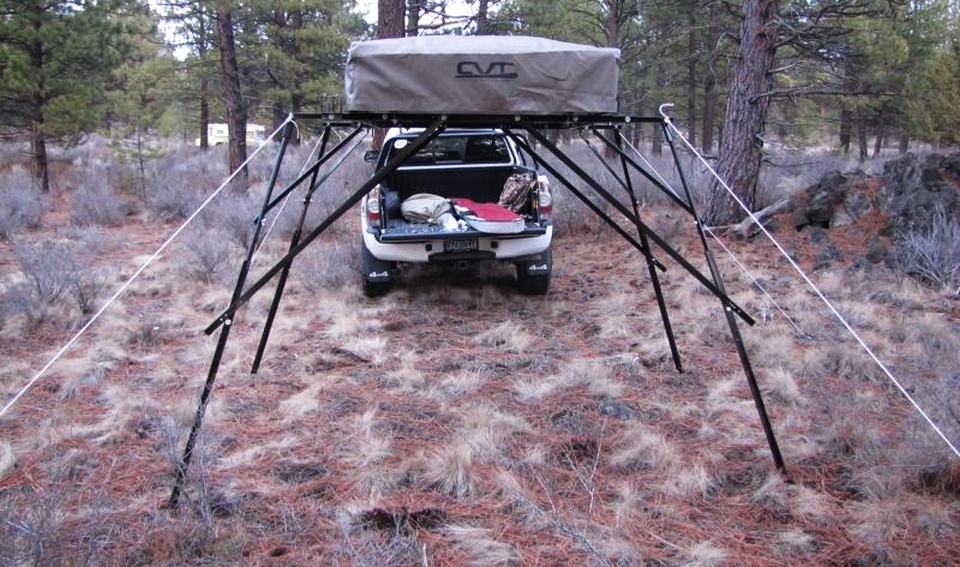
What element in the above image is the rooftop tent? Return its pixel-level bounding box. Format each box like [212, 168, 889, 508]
[344, 35, 621, 115]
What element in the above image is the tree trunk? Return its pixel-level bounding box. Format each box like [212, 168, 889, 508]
[373, 0, 406, 150]
[702, 3, 718, 153]
[379, 0, 405, 37]
[706, 0, 780, 225]
[216, 7, 248, 186]
[872, 104, 886, 158]
[651, 122, 663, 156]
[31, 122, 50, 194]
[407, 0, 420, 35]
[199, 81, 210, 149]
[29, 15, 50, 193]
[898, 135, 909, 153]
[839, 104, 852, 154]
[686, 7, 697, 148]
[857, 107, 868, 163]
[476, 0, 490, 34]
[198, 8, 210, 150]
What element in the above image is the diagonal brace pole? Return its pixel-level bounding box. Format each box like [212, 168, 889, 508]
[575, 128, 682, 370]
[508, 133, 666, 272]
[613, 129, 684, 372]
[662, 123, 787, 475]
[169, 121, 297, 508]
[258, 126, 365, 219]
[589, 127, 696, 216]
[204, 119, 447, 336]
[251, 126, 369, 373]
[511, 125, 755, 327]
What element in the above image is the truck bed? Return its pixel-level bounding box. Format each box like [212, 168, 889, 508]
[384, 164, 534, 203]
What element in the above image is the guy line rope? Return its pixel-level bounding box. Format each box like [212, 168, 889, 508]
[1, 115, 297, 419]
[617, 132, 806, 337]
[658, 103, 960, 459]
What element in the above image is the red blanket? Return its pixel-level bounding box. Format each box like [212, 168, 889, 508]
[451, 198, 525, 234]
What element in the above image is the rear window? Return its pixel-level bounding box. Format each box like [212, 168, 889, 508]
[388, 135, 510, 165]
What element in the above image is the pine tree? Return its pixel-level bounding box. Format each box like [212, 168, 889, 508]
[0, 0, 138, 192]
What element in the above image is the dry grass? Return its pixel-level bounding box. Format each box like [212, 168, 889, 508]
[0, 140, 959, 565]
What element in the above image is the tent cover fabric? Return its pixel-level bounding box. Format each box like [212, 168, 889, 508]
[345, 35, 620, 115]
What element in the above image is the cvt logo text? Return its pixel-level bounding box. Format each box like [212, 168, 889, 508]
[455, 61, 518, 79]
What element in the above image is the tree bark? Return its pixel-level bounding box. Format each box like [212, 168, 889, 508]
[857, 107, 868, 162]
[476, 0, 490, 34]
[702, 3, 718, 153]
[898, 135, 909, 153]
[407, 0, 420, 35]
[706, 0, 780, 225]
[373, 0, 406, 150]
[216, 7, 248, 185]
[686, 6, 697, 148]
[29, 13, 50, 193]
[30, 121, 49, 194]
[379, 0, 405, 37]
[197, 6, 210, 150]
[839, 104, 852, 154]
[872, 104, 886, 157]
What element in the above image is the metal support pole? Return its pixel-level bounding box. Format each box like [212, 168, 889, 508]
[204, 119, 447, 336]
[260, 126, 365, 217]
[250, 126, 331, 373]
[589, 128, 696, 215]
[575, 129, 682, 370]
[251, 127, 369, 373]
[169, 121, 297, 508]
[611, 128, 683, 372]
[662, 122, 787, 475]
[507, 132, 665, 271]
[510, 125, 755, 327]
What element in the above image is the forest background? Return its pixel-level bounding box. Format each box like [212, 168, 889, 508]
[1, 0, 959, 222]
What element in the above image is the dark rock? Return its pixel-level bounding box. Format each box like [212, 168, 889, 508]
[598, 400, 633, 420]
[879, 153, 960, 234]
[850, 257, 873, 272]
[274, 462, 328, 484]
[843, 188, 874, 223]
[805, 226, 829, 244]
[814, 244, 842, 270]
[865, 235, 888, 264]
[792, 170, 868, 231]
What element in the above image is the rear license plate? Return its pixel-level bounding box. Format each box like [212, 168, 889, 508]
[444, 239, 478, 253]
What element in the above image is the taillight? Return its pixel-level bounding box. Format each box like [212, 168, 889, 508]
[537, 176, 552, 221]
[366, 187, 381, 224]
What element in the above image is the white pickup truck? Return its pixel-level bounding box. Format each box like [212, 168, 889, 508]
[359, 129, 553, 296]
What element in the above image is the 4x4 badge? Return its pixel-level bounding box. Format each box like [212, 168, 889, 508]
[456, 61, 518, 79]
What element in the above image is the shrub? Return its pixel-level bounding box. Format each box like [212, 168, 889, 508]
[293, 233, 360, 291]
[893, 206, 960, 292]
[141, 147, 226, 220]
[179, 223, 236, 285]
[68, 165, 132, 227]
[0, 165, 47, 239]
[209, 191, 260, 249]
[12, 237, 108, 317]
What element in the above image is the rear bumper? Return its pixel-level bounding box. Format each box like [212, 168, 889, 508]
[362, 224, 553, 264]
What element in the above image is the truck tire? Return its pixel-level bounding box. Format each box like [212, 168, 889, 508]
[516, 246, 551, 295]
[362, 240, 394, 297]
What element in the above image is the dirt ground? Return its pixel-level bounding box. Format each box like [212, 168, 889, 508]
[1, 161, 959, 566]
